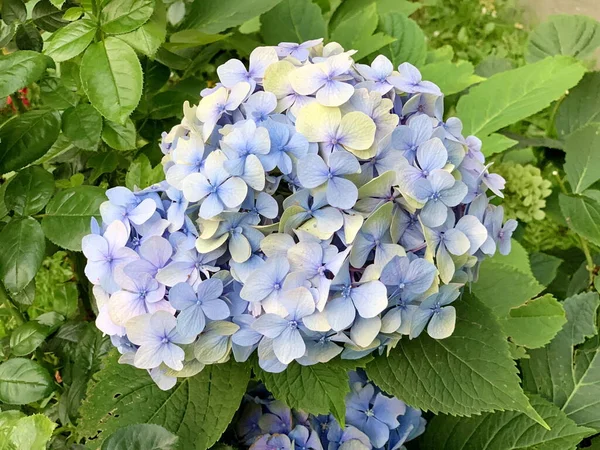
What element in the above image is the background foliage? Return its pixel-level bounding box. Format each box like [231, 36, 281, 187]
[1, 0, 600, 449]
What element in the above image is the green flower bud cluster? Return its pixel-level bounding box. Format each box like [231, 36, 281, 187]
[493, 162, 552, 223]
[522, 217, 579, 252]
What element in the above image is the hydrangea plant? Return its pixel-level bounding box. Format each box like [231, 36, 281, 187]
[81, 39, 515, 390]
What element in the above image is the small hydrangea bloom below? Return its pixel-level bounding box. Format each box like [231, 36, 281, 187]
[82, 38, 513, 389]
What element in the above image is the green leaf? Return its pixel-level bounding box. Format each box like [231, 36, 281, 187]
[456, 56, 586, 137]
[0, 217, 46, 294]
[0, 109, 60, 173]
[330, 5, 396, 61]
[0, 358, 53, 405]
[43, 19, 97, 62]
[4, 166, 55, 216]
[12, 279, 35, 306]
[564, 124, 600, 194]
[420, 395, 593, 450]
[80, 37, 143, 124]
[559, 192, 600, 247]
[5, 414, 57, 450]
[260, 0, 327, 45]
[101, 118, 137, 150]
[165, 30, 229, 51]
[16, 23, 44, 52]
[530, 252, 563, 286]
[501, 294, 567, 349]
[366, 293, 547, 427]
[126, 154, 164, 190]
[556, 72, 600, 138]
[101, 424, 178, 450]
[100, 0, 154, 35]
[522, 292, 600, 430]
[88, 151, 119, 183]
[471, 258, 544, 317]
[61, 103, 103, 151]
[255, 358, 371, 426]
[117, 2, 167, 57]
[0, 51, 52, 99]
[62, 6, 83, 21]
[419, 60, 484, 96]
[38, 76, 79, 109]
[32, 0, 68, 32]
[480, 133, 518, 157]
[78, 353, 251, 450]
[2, 0, 27, 25]
[527, 15, 600, 63]
[181, 0, 283, 34]
[41, 186, 106, 251]
[0, 21, 18, 48]
[378, 12, 426, 67]
[329, 0, 419, 29]
[9, 322, 51, 356]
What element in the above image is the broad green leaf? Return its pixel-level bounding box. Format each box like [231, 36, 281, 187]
[2, 0, 27, 25]
[366, 294, 547, 426]
[0, 183, 8, 221]
[32, 0, 68, 32]
[88, 151, 120, 183]
[16, 23, 43, 52]
[0, 217, 45, 293]
[78, 353, 251, 449]
[5, 414, 56, 450]
[419, 60, 483, 96]
[261, 0, 327, 45]
[62, 6, 83, 21]
[181, 0, 283, 34]
[255, 358, 371, 426]
[530, 252, 563, 286]
[559, 192, 600, 247]
[38, 77, 79, 109]
[165, 30, 229, 51]
[101, 424, 178, 450]
[126, 154, 164, 190]
[9, 322, 51, 356]
[480, 133, 518, 157]
[4, 166, 55, 216]
[420, 395, 593, 450]
[564, 124, 600, 194]
[471, 260, 544, 317]
[0, 21, 18, 48]
[501, 294, 566, 349]
[101, 118, 137, 151]
[330, 5, 396, 61]
[12, 279, 35, 306]
[41, 186, 106, 251]
[475, 55, 515, 77]
[100, 0, 154, 35]
[61, 103, 103, 151]
[378, 12, 426, 67]
[0, 109, 60, 173]
[43, 19, 96, 62]
[0, 358, 53, 405]
[80, 38, 143, 124]
[0, 410, 26, 445]
[456, 56, 586, 137]
[143, 59, 170, 94]
[522, 292, 600, 430]
[117, 2, 166, 57]
[329, 0, 420, 30]
[0, 51, 52, 99]
[556, 72, 600, 138]
[527, 15, 600, 63]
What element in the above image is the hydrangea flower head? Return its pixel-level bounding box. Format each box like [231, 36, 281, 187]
[82, 38, 513, 389]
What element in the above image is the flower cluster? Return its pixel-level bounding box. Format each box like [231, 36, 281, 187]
[82, 39, 516, 389]
[237, 374, 425, 450]
[493, 161, 552, 223]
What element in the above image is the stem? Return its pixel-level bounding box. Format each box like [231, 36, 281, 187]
[0, 282, 25, 326]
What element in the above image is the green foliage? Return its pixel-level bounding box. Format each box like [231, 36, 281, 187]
[0, 51, 52, 99]
[526, 15, 600, 63]
[78, 352, 251, 449]
[261, 0, 327, 44]
[254, 357, 371, 426]
[0, 358, 54, 405]
[522, 292, 600, 430]
[4, 167, 54, 216]
[555, 71, 600, 138]
[378, 12, 426, 66]
[126, 154, 164, 190]
[0, 412, 57, 450]
[101, 424, 178, 450]
[420, 395, 593, 449]
[559, 192, 600, 248]
[564, 124, 600, 194]
[366, 293, 546, 427]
